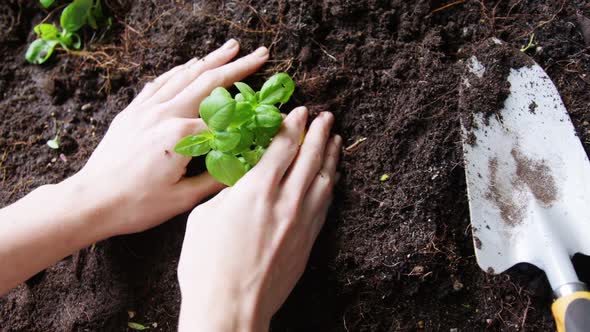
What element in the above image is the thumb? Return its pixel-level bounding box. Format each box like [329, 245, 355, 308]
[176, 172, 226, 207]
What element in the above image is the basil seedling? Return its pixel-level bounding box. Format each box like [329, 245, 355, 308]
[175, 73, 295, 186]
[26, 0, 110, 64]
[40, 0, 56, 8]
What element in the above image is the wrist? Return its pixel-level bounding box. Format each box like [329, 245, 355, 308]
[56, 173, 123, 240]
[178, 278, 270, 332]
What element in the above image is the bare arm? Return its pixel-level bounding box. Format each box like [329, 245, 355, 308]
[0, 176, 116, 294]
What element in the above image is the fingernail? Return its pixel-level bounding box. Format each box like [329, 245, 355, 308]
[254, 46, 269, 57]
[334, 134, 342, 145]
[297, 106, 308, 117]
[223, 39, 238, 50]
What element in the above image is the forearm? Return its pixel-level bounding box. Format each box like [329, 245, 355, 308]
[0, 175, 116, 295]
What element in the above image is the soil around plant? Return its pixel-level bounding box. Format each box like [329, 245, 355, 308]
[1, 0, 590, 331]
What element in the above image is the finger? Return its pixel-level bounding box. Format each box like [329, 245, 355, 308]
[301, 135, 342, 237]
[246, 106, 308, 188]
[165, 46, 269, 118]
[320, 135, 342, 177]
[282, 112, 334, 199]
[129, 58, 198, 108]
[166, 118, 209, 165]
[148, 39, 240, 105]
[165, 118, 209, 142]
[176, 172, 226, 209]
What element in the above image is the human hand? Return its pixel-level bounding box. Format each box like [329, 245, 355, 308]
[177, 107, 342, 331]
[69, 39, 270, 236]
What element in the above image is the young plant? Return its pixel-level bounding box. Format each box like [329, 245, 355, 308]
[47, 135, 60, 150]
[40, 0, 56, 8]
[26, 0, 109, 64]
[174, 73, 295, 186]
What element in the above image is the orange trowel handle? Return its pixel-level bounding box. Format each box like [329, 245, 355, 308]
[552, 291, 590, 332]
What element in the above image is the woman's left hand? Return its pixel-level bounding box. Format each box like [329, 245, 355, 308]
[73, 39, 270, 235]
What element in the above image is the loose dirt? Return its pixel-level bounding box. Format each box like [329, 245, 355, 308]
[1, 0, 590, 331]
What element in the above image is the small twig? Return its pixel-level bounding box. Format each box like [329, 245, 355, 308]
[311, 39, 340, 63]
[516, 0, 566, 39]
[431, 0, 465, 14]
[40, 3, 68, 24]
[345, 137, 367, 152]
[202, 13, 270, 34]
[521, 296, 531, 330]
[237, 0, 273, 28]
[343, 314, 350, 332]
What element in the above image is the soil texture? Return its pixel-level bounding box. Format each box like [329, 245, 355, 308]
[1, 0, 590, 331]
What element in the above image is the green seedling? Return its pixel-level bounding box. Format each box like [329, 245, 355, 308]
[40, 0, 55, 8]
[26, 0, 109, 64]
[380, 174, 390, 182]
[127, 322, 148, 330]
[47, 135, 60, 149]
[175, 73, 295, 186]
[520, 33, 536, 53]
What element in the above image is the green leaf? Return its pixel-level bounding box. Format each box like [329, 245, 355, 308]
[231, 127, 254, 154]
[199, 91, 236, 131]
[206, 150, 247, 186]
[58, 31, 81, 49]
[40, 0, 55, 8]
[71, 33, 82, 49]
[242, 146, 266, 167]
[230, 102, 254, 127]
[61, 0, 93, 33]
[88, 0, 105, 29]
[128, 322, 148, 330]
[234, 82, 256, 103]
[47, 136, 60, 149]
[238, 156, 252, 171]
[211, 86, 232, 99]
[255, 104, 282, 129]
[211, 131, 241, 152]
[235, 93, 245, 102]
[259, 73, 295, 105]
[174, 134, 212, 156]
[25, 39, 59, 64]
[34, 24, 60, 40]
[253, 127, 274, 148]
[87, 13, 98, 29]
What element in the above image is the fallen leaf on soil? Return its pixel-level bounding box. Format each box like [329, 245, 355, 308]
[128, 322, 148, 330]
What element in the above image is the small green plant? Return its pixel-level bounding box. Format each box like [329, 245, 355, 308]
[47, 135, 60, 149]
[127, 322, 148, 330]
[174, 73, 295, 186]
[520, 33, 536, 53]
[26, 0, 109, 64]
[40, 0, 55, 8]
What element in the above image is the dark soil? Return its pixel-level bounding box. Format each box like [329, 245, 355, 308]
[459, 38, 533, 129]
[1, 0, 590, 331]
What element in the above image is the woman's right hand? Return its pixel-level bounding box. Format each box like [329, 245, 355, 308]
[177, 106, 342, 332]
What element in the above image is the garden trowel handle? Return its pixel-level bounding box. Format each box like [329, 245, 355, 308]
[552, 289, 590, 332]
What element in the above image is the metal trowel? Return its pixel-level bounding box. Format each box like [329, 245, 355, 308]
[461, 39, 590, 332]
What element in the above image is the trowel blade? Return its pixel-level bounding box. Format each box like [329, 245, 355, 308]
[461, 41, 590, 288]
